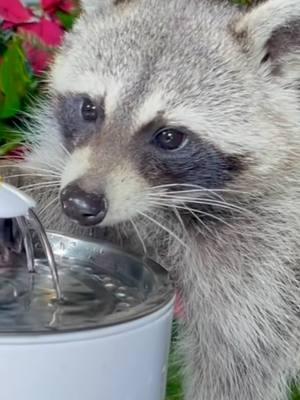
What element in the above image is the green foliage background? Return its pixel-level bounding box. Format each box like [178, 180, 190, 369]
[0, 8, 77, 156]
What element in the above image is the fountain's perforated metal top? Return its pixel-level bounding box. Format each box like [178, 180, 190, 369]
[0, 232, 174, 335]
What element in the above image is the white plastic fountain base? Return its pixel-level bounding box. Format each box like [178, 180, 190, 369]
[0, 301, 174, 400]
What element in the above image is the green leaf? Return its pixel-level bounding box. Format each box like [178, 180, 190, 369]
[56, 10, 78, 30]
[0, 38, 31, 119]
[166, 322, 184, 400]
[231, 0, 252, 4]
[0, 140, 21, 156]
[290, 384, 300, 400]
[0, 123, 22, 155]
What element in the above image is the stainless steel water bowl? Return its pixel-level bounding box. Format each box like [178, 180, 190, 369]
[0, 231, 174, 334]
[0, 230, 175, 400]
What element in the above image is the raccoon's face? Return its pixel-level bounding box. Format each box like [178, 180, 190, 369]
[27, 0, 300, 228]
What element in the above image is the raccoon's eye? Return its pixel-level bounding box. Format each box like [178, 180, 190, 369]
[81, 98, 98, 121]
[153, 128, 186, 150]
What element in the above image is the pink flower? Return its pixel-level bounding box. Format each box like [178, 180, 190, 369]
[19, 18, 64, 73]
[20, 17, 63, 47]
[0, 0, 33, 25]
[7, 146, 25, 160]
[0, 0, 70, 74]
[174, 292, 185, 320]
[22, 42, 52, 74]
[42, 0, 75, 15]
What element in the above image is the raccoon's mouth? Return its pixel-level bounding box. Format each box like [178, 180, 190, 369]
[60, 182, 108, 227]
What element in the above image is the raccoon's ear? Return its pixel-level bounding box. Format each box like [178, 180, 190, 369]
[80, 0, 130, 14]
[234, 0, 300, 76]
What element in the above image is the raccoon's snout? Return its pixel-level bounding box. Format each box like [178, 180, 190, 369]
[60, 183, 108, 226]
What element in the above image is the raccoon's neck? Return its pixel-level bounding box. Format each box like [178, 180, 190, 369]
[167, 196, 300, 399]
[169, 199, 299, 309]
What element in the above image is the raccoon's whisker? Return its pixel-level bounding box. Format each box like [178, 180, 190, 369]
[147, 200, 237, 232]
[180, 199, 255, 218]
[19, 180, 61, 188]
[148, 194, 253, 217]
[167, 188, 249, 195]
[4, 173, 60, 180]
[19, 181, 61, 191]
[151, 191, 226, 204]
[151, 183, 223, 199]
[155, 188, 224, 198]
[42, 202, 61, 228]
[39, 196, 60, 216]
[152, 183, 208, 189]
[130, 218, 147, 255]
[21, 151, 66, 172]
[38, 151, 68, 168]
[152, 183, 248, 195]
[148, 194, 234, 209]
[153, 188, 249, 203]
[172, 206, 189, 237]
[186, 206, 236, 231]
[31, 158, 65, 173]
[23, 188, 59, 196]
[138, 210, 188, 249]
[151, 185, 225, 201]
[58, 142, 71, 157]
[0, 164, 62, 177]
[182, 205, 215, 236]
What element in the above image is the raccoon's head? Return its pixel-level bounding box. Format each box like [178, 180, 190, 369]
[25, 0, 300, 229]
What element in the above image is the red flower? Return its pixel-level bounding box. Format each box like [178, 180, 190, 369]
[0, 0, 33, 25]
[19, 18, 64, 73]
[0, 0, 71, 74]
[20, 17, 63, 47]
[22, 42, 52, 74]
[42, 0, 75, 15]
[8, 147, 25, 160]
[174, 292, 185, 320]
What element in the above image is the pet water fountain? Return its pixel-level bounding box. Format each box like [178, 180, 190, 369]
[0, 181, 175, 400]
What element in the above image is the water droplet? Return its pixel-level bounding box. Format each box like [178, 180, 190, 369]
[126, 296, 136, 304]
[104, 282, 117, 290]
[116, 302, 130, 311]
[115, 292, 127, 299]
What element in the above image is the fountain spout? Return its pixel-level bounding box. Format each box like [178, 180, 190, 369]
[0, 181, 62, 300]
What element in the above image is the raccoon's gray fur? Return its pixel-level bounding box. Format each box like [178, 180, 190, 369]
[6, 0, 300, 399]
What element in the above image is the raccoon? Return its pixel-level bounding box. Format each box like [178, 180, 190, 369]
[6, 0, 300, 399]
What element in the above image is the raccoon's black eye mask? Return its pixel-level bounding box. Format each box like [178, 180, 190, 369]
[55, 93, 245, 191]
[55, 94, 105, 147]
[132, 119, 245, 191]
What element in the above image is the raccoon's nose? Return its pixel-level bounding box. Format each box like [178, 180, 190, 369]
[60, 183, 108, 226]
